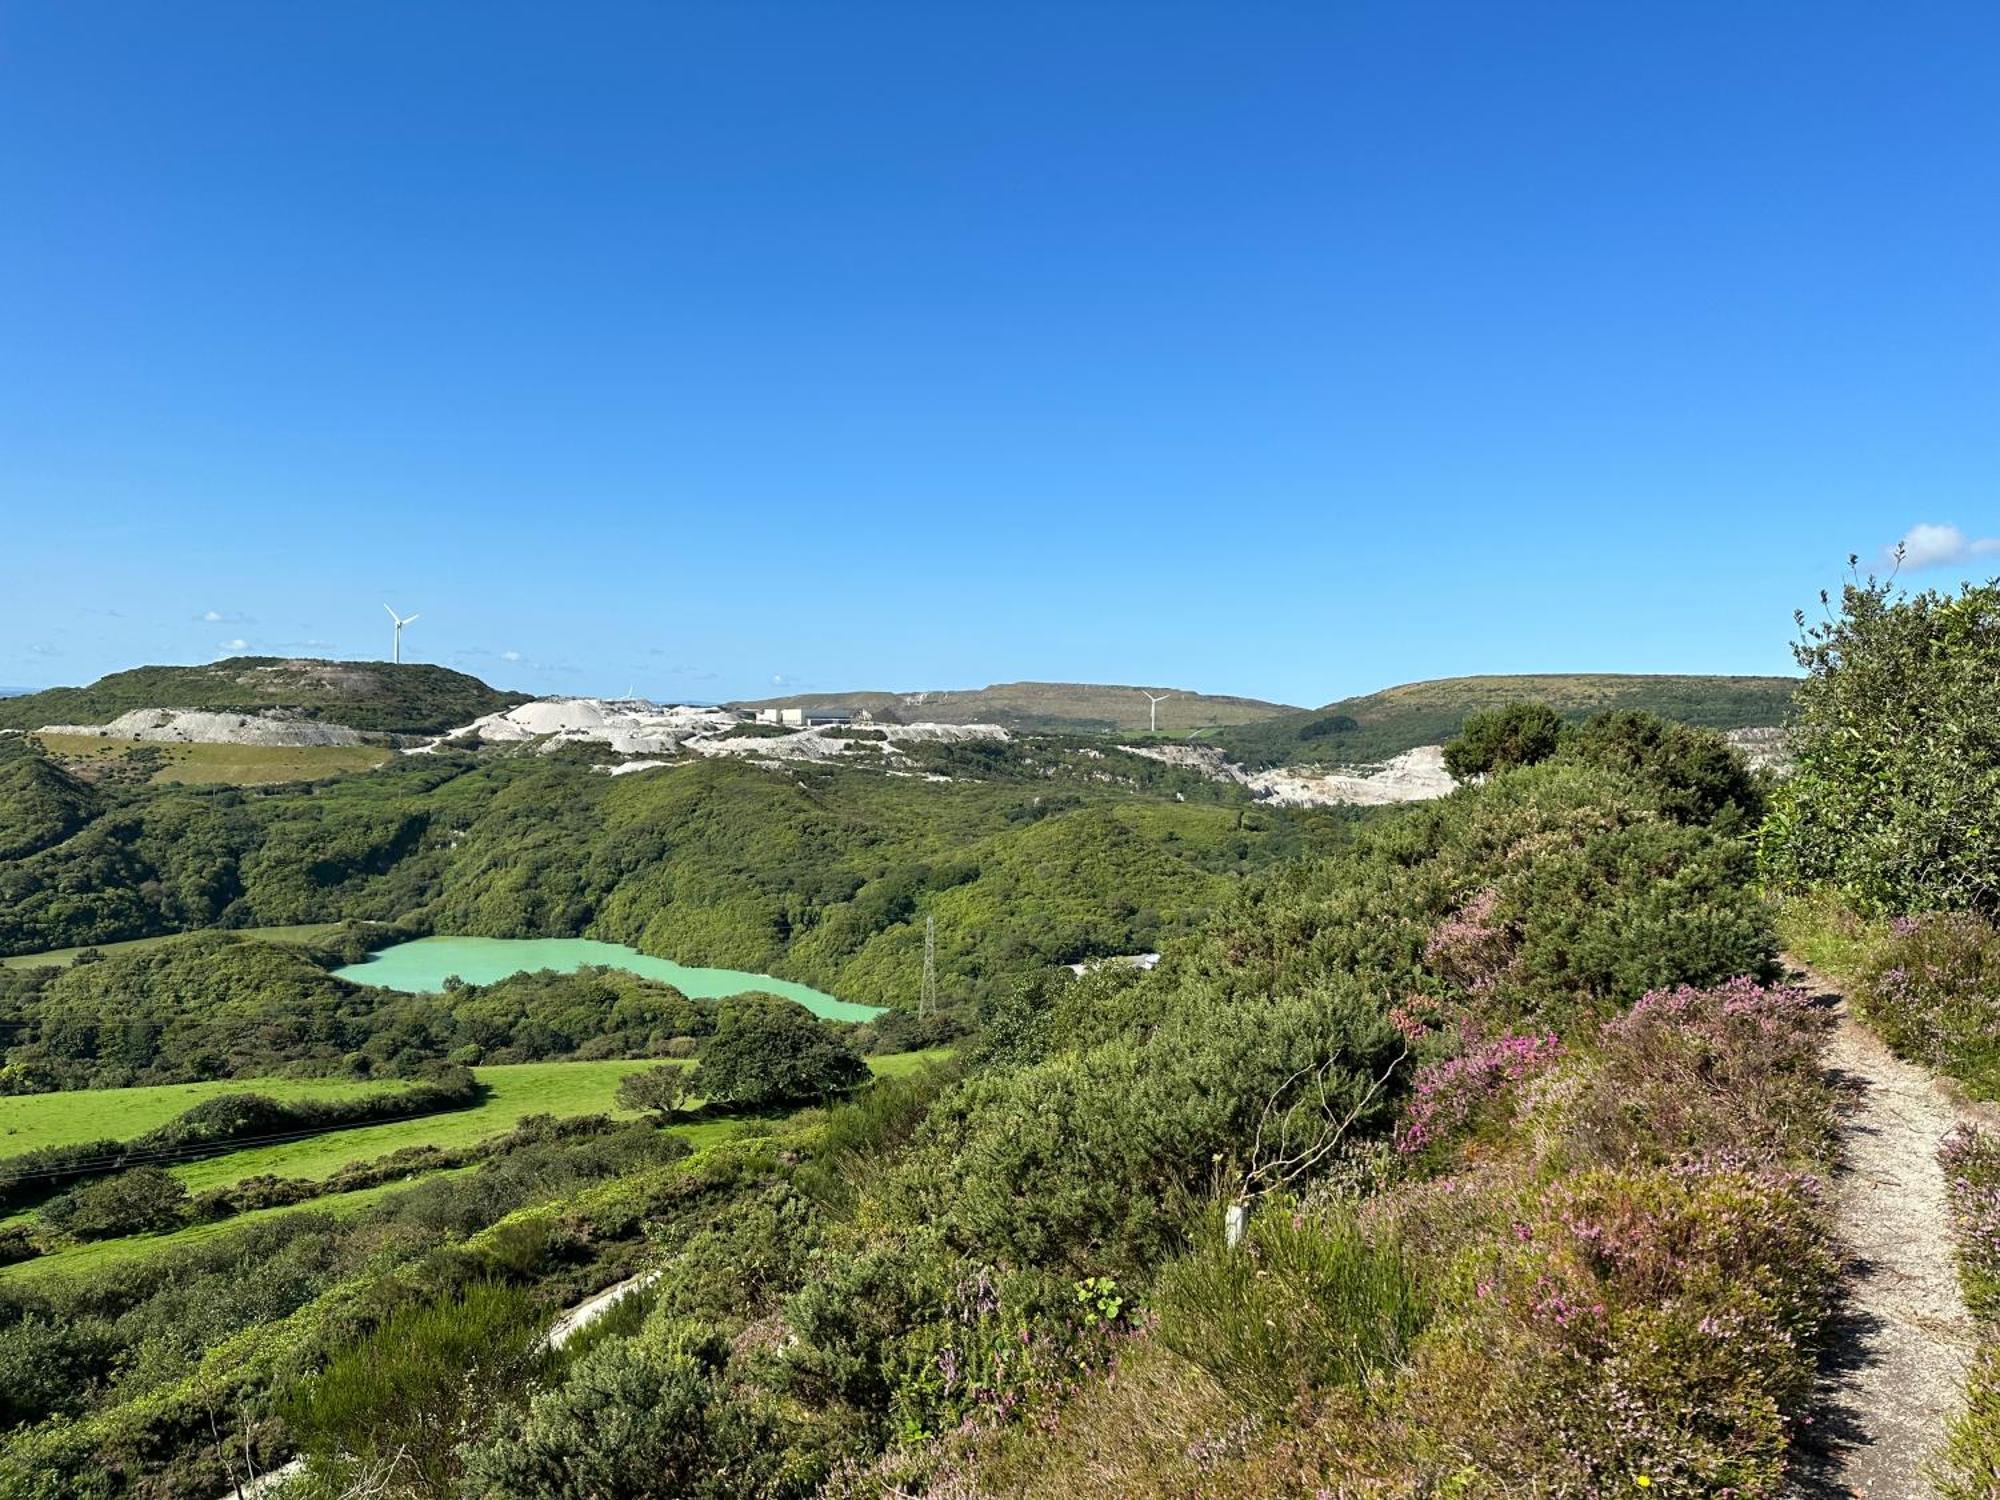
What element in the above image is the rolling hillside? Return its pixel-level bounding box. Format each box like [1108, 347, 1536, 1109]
[730, 680, 1299, 734]
[0, 658, 529, 737]
[1213, 673, 1800, 768]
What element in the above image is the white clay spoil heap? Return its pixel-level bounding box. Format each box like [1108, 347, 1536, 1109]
[39, 709, 368, 747]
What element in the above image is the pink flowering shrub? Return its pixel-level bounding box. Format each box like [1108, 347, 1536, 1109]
[1562, 979, 1835, 1168]
[1422, 887, 1515, 996]
[1393, 1031, 1562, 1158]
[1395, 1161, 1833, 1496]
[1854, 911, 2000, 1094]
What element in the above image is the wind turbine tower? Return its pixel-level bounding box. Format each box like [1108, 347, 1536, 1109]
[383, 605, 420, 665]
[1143, 691, 1172, 734]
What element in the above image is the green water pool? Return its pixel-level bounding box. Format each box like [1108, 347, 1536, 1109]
[334, 936, 882, 1022]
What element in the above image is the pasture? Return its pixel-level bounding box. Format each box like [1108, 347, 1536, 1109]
[32, 733, 391, 787]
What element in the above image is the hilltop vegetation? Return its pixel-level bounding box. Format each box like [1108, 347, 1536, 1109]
[731, 680, 1299, 733]
[0, 657, 528, 737]
[1214, 672, 1798, 767]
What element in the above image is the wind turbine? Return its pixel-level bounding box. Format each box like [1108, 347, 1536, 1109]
[383, 604, 419, 664]
[1143, 691, 1172, 734]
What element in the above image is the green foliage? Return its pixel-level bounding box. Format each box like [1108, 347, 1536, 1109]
[1154, 1200, 1426, 1416]
[0, 741, 98, 861]
[0, 657, 528, 736]
[1442, 702, 1567, 778]
[1561, 709, 1762, 829]
[467, 1319, 798, 1500]
[899, 980, 1402, 1274]
[1762, 575, 2000, 914]
[692, 994, 869, 1109]
[283, 1279, 551, 1498]
[1217, 673, 1798, 769]
[40, 1166, 191, 1240]
[1940, 1344, 2000, 1500]
[614, 1062, 690, 1117]
[1850, 911, 2000, 1098]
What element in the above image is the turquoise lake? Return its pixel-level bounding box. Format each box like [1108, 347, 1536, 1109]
[334, 936, 882, 1023]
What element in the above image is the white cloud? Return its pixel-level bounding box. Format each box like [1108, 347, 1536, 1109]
[1887, 522, 2000, 571]
[502, 650, 522, 663]
[220, 638, 249, 652]
[28, 642, 58, 657]
[197, 609, 254, 624]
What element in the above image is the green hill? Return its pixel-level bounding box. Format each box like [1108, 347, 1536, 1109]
[729, 680, 1299, 734]
[1213, 673, 1799, 768]
[0, 658, 529, 737]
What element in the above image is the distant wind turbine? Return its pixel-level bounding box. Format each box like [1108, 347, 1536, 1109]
[383, 604, 419, 664]
[1143, 691, 1172, 734]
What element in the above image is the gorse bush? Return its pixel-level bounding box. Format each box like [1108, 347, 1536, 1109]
[468, 1320, 795, 1500]
[1763, 574, 2000, 914]
[1442, 702, 1567, 779]
[1154, 1200, 1427, 1417]
[282, 1280, 552, 1500]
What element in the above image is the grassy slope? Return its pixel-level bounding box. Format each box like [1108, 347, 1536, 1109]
[0, 657, 529, 736]
[4, 1050, 948, 1283]
[0, 1171, 479, 1283]
[729, 680, 1300, 733]
[33, 734, 392, 786]
[1213, 672, 1800, 767]
[0, 922, 353, 970]
[0, 1073, 415, 1153]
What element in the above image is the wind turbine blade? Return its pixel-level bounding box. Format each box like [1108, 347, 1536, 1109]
[384, 604, 399, 619]
[404, 614, 419, 625]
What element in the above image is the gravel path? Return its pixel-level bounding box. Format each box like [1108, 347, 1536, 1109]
[1794, 969, 1985, 1498]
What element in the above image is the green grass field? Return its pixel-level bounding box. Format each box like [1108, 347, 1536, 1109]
[32, 733, 392, 786]
[1, 1049, 952, 1284]
[0, 921, 353, 971]
[0, 1170, 479, 1283]
[0, 1072, 414, 1153]
[2, 1050, 952, 1193]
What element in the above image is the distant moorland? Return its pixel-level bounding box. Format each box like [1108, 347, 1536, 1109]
[1215, 671, 1800, 767]
[731, 679, 1301, 733]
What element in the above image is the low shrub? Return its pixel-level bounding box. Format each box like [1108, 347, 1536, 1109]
[1393, 1031, 1561, 1159]
[282, 1279, 553, 1499]
[39, 1165, 190, 1240]
[1561, 979, 1835, 1168]
[1940, 1343, 2000, 1500]
[1942, 1126, 2000, 1320]
[1153, 1201, 1427, 1417]
[1394, 1161, 1833, 1496]
[1849, 911, 2000, 1096]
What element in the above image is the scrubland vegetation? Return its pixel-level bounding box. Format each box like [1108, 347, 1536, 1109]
[3, 585, 1993, 1496]
[1760, 571, 2000, 1497]
[0, 688, 1841, 1498]
[1215, 671, 1798, 768]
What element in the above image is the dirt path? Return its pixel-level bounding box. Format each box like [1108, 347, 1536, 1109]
[1794, 967, 1987, 1497]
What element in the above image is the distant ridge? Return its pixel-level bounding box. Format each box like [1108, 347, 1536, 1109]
[729, 680, 1300, 734]
[0, 657, 530, 737]
[1213, 673, 1800, 768]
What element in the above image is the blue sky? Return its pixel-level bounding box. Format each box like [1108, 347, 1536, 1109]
[2, 2, 1994, 706]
